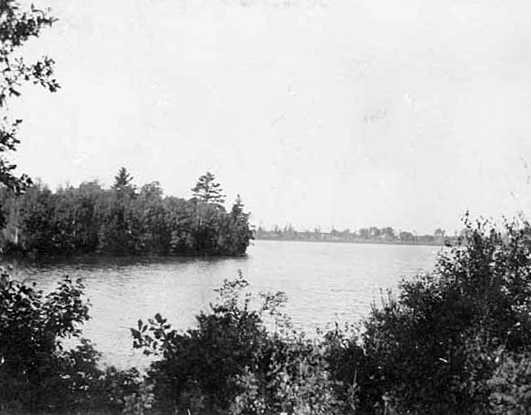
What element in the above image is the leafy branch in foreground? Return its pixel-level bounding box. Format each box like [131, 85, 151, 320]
[0, 0, 60, 192]
[0, 269, 148, 413]
[0, 268, 89, 410]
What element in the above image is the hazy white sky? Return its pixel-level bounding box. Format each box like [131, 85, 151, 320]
[10, 0, 531, 233]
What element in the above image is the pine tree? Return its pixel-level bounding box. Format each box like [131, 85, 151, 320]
[231, 194, 245, 217]
[113, 167, 134, 190]
[191, 172, 225, 205]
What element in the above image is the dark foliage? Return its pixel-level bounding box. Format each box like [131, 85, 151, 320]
[132, 274, 343, 415]
[336, 218, 531, 414]
[0, 170, 253, 257]
[0, 270, 89, 411]
[131, 275, 268, 414]
[0, 268, 147, 414]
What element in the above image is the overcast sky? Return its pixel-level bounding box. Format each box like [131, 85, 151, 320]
[10, 0, 531, 233]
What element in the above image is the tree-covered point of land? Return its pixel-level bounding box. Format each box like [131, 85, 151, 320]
[0, 169, 254, 257]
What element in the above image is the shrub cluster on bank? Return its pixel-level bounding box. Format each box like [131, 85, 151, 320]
[3, 218, 531, 414]
[0, 170, 253, 257]
[0, 269, 143, 414]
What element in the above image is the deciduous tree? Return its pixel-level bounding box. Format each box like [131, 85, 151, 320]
[0, 0, 59, 192]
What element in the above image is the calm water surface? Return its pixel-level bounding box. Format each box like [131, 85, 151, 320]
[7, 240, 443, 368]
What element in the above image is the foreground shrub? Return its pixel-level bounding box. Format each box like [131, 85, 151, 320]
[355, 218, 531, 414]
[132, 273, 344, 415]
[231, 331, 344, 415]
[0, 269, 143, 413]
[132, 274, 270, 413]
[321, 325, 367, 414]
[488, 350, 531, 415]
[0, 270, 90, 411]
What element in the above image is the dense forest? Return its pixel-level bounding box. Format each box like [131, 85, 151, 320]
[0, 169, 253, 257]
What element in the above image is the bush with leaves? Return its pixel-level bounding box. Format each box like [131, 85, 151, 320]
[352, 218, 531, 414]
[231, 330, 344, 415]
[0, 268, 144, 413]
[320, 324, 366, 414]
[132, 273, 345, 415]
[131, 274, 270, 414]
[488, 350, 531, 415]
[0, 268, 90, 411]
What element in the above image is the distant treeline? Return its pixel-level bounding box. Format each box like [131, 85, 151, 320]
[0, 169, 253, 257]
[256, 224, 457, 246]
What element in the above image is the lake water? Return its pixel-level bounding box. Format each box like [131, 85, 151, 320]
[7, 240, 443, 368]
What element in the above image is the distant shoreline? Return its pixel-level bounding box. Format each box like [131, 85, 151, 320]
[254, 235, 455, 247]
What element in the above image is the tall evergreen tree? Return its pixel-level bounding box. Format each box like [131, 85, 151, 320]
[191, 172, 225, 205]
[112, 167, 134, 190]
[231, 194, 245, 217]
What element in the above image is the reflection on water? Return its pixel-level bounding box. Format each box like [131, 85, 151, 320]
[5, 240, 443, 368]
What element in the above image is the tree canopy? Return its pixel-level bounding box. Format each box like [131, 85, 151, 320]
[191, 171, 225, 205]
[0, 169, 254, 256]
